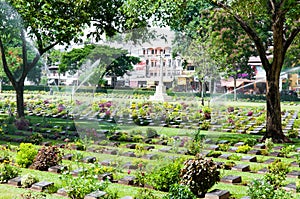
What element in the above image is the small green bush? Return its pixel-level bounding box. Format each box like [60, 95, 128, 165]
[236, 144, 252, 153]
[280, 145, 295, 157]
[61, 172, 108, 199]
[287, 129, 298, 138]
[244, 138, 257, 147]
[264, 138, 274, 153]
[228, 154, 241, 161]
[163, 184, 196, 199]
[146, 128, 158, 138]
[148, 158, 184, 191]
[16, 143, 38, 168]
[180, 155, 220, 197]
[26, 133, 43, 145]
[265, 159, 289, 188]
[206, 151, 222, 158]
[247, 178, 294, 199]
[218, 143, 230, 152]
[0, 162, 20, 183]
[20, 191, 46, 199]
[21, 174, 39, 188]
[134, 189, 158, 199]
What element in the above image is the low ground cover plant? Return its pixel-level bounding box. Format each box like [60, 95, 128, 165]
[0, 161, 20, 183]
[147, 158, 185, 191]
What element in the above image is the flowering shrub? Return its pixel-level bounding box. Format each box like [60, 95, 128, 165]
[0, 162, 20, 183]
[30, 146, 62, 171]
[21, 174, 39, 188]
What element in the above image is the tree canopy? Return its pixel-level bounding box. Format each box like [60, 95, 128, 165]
[0, 0, 139, 117]
[58, 44, 140, 86]
[123, 0, 300, 142]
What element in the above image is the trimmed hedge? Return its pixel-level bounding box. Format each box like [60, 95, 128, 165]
[2, 85, 299, 102]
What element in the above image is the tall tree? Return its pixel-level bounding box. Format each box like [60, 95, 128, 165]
[123, 0, 300, 143]
[205, 13, 256, 100]
[59, 44, 140, 87]
[0, 0, 134, 118]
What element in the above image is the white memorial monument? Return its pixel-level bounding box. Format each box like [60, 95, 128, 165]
[150, 51, 172, 102]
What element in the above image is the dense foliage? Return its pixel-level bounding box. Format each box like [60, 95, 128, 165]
[180, 154, 220, 196]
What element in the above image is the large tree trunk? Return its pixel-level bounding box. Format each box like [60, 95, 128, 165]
[262, 16, 292, 143]
[263, 72, 291, 143]
[15, 81, 25, 118]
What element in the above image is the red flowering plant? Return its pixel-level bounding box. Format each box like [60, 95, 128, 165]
[134, 161, 148, 187]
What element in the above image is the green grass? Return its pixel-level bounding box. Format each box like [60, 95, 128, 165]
[1, 97, 300, 198]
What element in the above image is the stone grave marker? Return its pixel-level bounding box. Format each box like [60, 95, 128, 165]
[81, 156, 97, 163]
[98, 173, 113, 182]
[31, 181, 54, 191]
[159, 147, 172, 153]
[142, 154, 158, 160]
[126, 143, 136, 149]
[283, 182, 296, 193]
[253, 144, 265, 149]
[273, 146, 283, 151]
[8, 176, 22, 187]
[247, 149, 261, 155]
[249, 130, 259, 135]
[71, 168, 87, 176]
[122, 151, 136, 157]
[118, 176, 136, 185]
[241, 156, 257, 162]
[241, 197, 250, 199]
[120, 197, 134, 199]
[103, 149, 118, 155]
[290, 161, 299, 167]
[122, 162, 138, 170]
[108, 142, 120, 147]
[87, 148, 96, 152]
[205, 189, 230, 199]
[48, 165, 67, 174]
[287, 170, 300, 178]
[264, 158, 276, 164]
[269, 151, 281, 157]
[232, 164, 250, 172]
[257, 167, 268, 174]
[228, 147, 238, 152]
[218, 140, 229, 144]
[144, 146, 155, 151]
[62, 154, 73, 160]
[56, 188, 68, 197]
[234, 142, 245, 147]
[84, 190, 107, 199]
[219, 154, 232, 160]
[221, 175, 242, 184]
[207, 145, 219, 151]
[100, 160, 117, 167]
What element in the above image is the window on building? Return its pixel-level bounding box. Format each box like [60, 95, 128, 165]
[187, 65, 195, 71]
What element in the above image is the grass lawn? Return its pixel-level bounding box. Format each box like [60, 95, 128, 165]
[0, 92, 299, 198]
